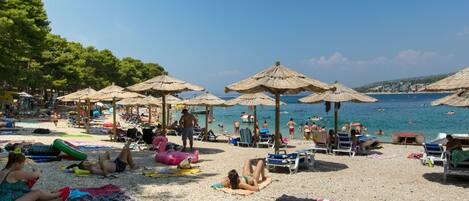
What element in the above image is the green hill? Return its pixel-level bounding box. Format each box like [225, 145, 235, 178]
[355, 73, 454, 93]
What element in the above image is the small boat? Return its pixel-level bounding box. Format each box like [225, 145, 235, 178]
[191, 110, 209, 115]
[392, 132, 425, 145]
[309, 116, 322, 121]
[240, 114, 254, 123]
[446, 111, 455, 115]
[431, 133, 469, 146]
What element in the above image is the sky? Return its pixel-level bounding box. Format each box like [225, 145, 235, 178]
[43, 0, 469, 95]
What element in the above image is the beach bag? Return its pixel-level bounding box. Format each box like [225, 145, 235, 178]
[33, 128, 51, 134]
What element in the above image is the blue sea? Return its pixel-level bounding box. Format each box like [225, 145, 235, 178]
[179, 93, 469, 142]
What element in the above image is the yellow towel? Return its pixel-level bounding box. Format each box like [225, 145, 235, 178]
[212, 177, 272, 196]
[143, 168, 201, 178]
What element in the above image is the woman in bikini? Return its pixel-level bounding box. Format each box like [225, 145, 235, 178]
[0, 152, 61, 201]
[220, 159, 268, 191]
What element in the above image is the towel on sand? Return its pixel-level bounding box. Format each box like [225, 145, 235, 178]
[69, 184, 134, 201]
[143, 168, 201, 178]
[211, 177, 272, 196]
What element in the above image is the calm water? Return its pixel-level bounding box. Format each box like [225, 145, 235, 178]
[178, 93, 469, 142]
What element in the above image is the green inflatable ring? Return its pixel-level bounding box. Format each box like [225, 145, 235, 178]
[53, 139, 87, 160]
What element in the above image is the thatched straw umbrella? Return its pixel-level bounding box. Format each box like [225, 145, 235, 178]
[225, 61, 330, 152]
[86, 84, 144, 140]
[181, 92, 225, 140]
[57, 87, 97, 129]
[299, 82, 377, 135]
[155, 95, 182, 126]
[431, 90, 469, 107]
[127, 75, 204, 132]
[424, 67, 469, 91]
[225, 93, 285, 133]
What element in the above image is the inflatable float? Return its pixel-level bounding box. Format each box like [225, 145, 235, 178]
[152, 136, 198, 165]
[53, 139, 87, 160]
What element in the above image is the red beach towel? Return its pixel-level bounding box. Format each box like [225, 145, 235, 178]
[77, 184, 122, 196]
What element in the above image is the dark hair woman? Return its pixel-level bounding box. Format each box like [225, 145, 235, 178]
[220, 159, 269, 191]
[0, 152, 61, 201]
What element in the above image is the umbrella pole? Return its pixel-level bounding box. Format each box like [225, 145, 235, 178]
[253, 105, 257, 134]
[275, 93, 280, 153]
[86, 99, 91, 133]
[112, 97, 117, 141]
[167, 104, 170, 126]
[334, 102, 339, 148]
[77, 99, 81, 128]
[205, 105, 209, 141]
[162, 95, 167, 134]
[148, 105, 152, 123]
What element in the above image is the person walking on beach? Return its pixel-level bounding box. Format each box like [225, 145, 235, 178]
[286, 118, 296, 139]
[262, 120, 268, 129]
[234, 120, 240, 134]
[180, 109, 197, 151]
[51, 111, 59, 127]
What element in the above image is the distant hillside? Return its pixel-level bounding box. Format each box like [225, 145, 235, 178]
[355, 73, 454, 93]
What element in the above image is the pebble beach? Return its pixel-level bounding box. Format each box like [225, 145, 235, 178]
[1, 120, 468, 201]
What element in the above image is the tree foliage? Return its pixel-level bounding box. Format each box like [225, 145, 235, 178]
[0, 0, 166, 93]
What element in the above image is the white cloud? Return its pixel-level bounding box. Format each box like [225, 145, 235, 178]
[306, 49, 449, 67]
[457, 26, 469, 36]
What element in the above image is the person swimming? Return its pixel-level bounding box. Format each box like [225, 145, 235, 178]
[219, 159, 269, 191]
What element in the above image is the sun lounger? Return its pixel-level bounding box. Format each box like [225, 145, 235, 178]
[266, 150, 313, 174]
[311, 130, 330, 153]
[332, 133, 355, 157]
[238, 128, 253, 147]
[257, 134, 272, 148]
[421, 143, 445, 164]
[443, 150, 469, 181]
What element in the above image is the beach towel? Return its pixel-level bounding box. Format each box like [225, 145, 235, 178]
[70, 184, 134, 201]
[143, 167, 201, 178]
[78, 145, 112, 150]
[211, 177, 272, 196]
[407, 153, 423, 159]
[451, 150, 469, 167]
[276, 195, 333, 201]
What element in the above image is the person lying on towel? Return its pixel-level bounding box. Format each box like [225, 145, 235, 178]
[219, 159, 269, 191]
[79, 141, 137, 176]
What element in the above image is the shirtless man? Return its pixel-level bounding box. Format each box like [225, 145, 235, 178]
[179, 109, 198, 151]
[286, 118, 296, 139]
[446, 135, 463, 152]
[79, 142, 137, 176]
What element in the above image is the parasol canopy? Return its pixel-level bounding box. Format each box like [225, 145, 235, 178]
[431, 90, 469, 107]
[225, 61, 330, 152]
[299, 82, 377, 103]
[424, 67, 469, 91]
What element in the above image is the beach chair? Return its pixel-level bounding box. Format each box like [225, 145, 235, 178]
[266, 150, 313, 174]
[237, 128, 252, 147]
[257, 134, 272, 148]
[443, 151, 469, 181]
[421, 143, 445, 164]
[332, 133, 355, 157]
[311, 130, 329, 153]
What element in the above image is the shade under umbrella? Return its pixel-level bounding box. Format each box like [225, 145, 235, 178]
[181, 93, 225, 140]
[431, 90, 469, 107]
[127, 75, 204, 132]
[225, 92, 285, 133]
[424, 67, 469, 91]
[225, 61, 330, 152]
[88, 84, 144, 140]
[299, 82, 378, 136]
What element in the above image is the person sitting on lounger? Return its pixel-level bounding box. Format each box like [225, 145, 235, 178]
[0, 152, 61, 201]
[79, 142, 137, 176]
[220, 159, 269, 192]
[446, 135, 463, 152]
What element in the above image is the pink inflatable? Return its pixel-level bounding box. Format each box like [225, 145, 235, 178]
[152, 136, 199, 165]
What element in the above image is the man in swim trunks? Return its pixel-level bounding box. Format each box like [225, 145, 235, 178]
[286, 118, 296, 140]
[80, 142, 137, 176]
[179, 109, 198, 151]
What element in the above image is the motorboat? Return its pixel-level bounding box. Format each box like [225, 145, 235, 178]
[240, 114, 254, 123]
